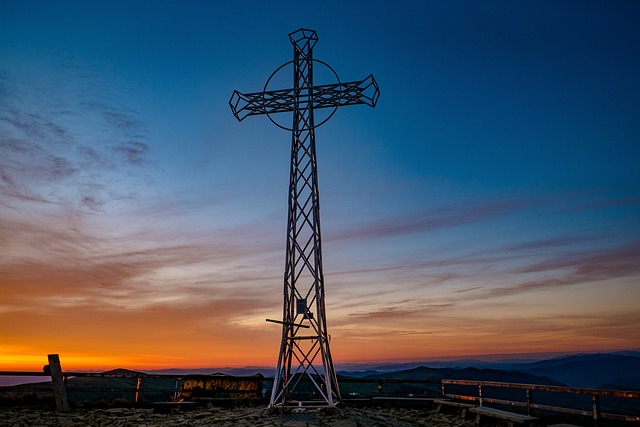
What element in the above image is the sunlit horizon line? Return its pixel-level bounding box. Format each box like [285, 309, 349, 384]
[4, 347, 638, 373]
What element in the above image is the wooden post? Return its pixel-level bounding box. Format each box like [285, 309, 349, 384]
[592, 394, 600, 426]
[135, 377, 142, 403]
[478, 384, 484, 406]
[47, 354, 69, 411]
[173, 379, 180, 401]
[526, 389, 532, 416]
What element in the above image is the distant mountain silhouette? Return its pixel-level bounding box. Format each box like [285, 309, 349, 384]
[516, 353, 640, 389]
[95, 351, 640, 390]
[601, 376, 640, 391]
[361, 366, 563, 386]
[101, 368, 146, 376]
[148, 367, 272, 377]
[336, 352, 640, 390]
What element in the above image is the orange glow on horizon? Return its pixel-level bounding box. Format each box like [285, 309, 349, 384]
[2, 260, 639, 373]
[0, 351, 279, 373]
[3, 339, 638, 373]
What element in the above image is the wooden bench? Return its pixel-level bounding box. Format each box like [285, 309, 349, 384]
[433, 398, 475, 418]
[469, 406, 538, 427]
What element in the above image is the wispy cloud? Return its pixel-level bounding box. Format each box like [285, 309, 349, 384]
[567, 194, 640, 212]
[0, 53, 150, 211]
[0, 212, 280, 312]
[327, 256, 505, 280]
[347, 303, 455, 323]
[503, 236, 598, 252]
[452, 241, 640, 302]
[514, 241, 639, 274]
[326, 197, 537, 242]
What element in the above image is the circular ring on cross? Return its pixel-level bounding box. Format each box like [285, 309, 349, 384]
[263, 59, 341, 131]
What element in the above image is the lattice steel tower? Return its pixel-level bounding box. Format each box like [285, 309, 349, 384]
[229, 28, 379, 408]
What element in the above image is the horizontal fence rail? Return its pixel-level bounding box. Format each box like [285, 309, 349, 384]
[442, 379, 640, 423]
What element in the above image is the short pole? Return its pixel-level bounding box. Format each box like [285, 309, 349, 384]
[135, 377, 142, 403]
[173, 379, 180, 401]
[592, 395, 600, 425]
[47, 354, 69, 411]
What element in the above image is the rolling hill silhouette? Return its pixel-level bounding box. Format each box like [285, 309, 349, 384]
[361, 365, 563, 386]
[516, 353, 640, 389]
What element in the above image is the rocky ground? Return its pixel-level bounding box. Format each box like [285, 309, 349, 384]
[0, 406, 480, 427]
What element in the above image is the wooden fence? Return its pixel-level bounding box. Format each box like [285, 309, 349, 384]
[441, 379, 640, 424]
[1, 354, 639, 425]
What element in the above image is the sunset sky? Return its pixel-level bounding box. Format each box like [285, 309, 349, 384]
[1, 1, 639, 371]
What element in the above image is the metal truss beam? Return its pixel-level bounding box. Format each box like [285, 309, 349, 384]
[229, 28, 379, 409]
[230, 76, 380, 121]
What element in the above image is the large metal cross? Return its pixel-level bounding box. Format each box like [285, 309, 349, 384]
[229, 28, 379, 409]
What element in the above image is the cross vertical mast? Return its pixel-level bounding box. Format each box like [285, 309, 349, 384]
[271, 29, 339, 408]
[229, 28, 379, 409]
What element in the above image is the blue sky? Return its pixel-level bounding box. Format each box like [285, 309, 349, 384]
[1, 1, 639, 369]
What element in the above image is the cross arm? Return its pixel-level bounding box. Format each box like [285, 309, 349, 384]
[229, 75, 380, 122]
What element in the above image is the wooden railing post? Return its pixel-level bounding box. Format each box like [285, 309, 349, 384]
[377, 381, 383, 397]
[526, 389, 532, 416]
[478, 384, 484, 406]
[47, 354, 69, 411]
[135, 377, 142, 403]
[592, 394, 600, 425]
[173, 379, 180, 401]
